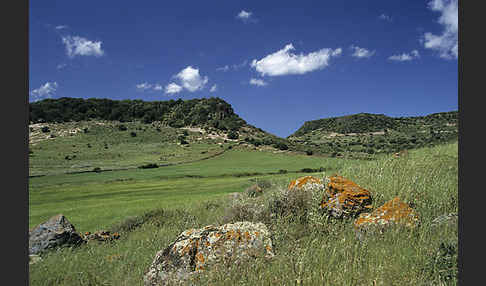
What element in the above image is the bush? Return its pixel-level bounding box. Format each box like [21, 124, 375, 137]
[130, 131, 137, 137]
[118, 125, 127, 131]
[278, 169, 288, 174]
[41, 126, 50, 133]
[273, 142, 288, 150]
[138, 163, 159, 169]
[306, 150, 313, 156]
[93, 167, 102, 173]
[227, 130, 239, 140]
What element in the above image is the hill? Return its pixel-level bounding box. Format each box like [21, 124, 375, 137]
[29, 98, 459, 166]
[28, 98, 296, 176]
[288, 111, 458, 157]
[29, 97, 247, 131]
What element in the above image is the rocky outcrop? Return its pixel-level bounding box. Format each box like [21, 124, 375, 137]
[287, 176, 323, 191]
[320, 175, 373, 218]
[144, 221, 274, 286]
[354, 197, 419, 236]
[29, 214, 85, 255]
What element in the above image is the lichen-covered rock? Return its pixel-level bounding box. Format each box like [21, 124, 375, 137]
[287, 176, 323, 191]
[29, 214, 85, 255]
[144, 221, 274, 286]
[354, 197, 419, 236]
[83, 230, 120, 242]
[320, 175, 373, 218]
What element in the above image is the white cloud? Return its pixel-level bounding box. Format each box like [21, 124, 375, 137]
[30, 82, 58, 101]
[251, 43, 342, 76]
[62, 35, 104, 58]
[216, 60, 248, 72]
[249, 78, 267, 86]
[174, 66, 209, 92]
[216, 65, 229, 72]
[210, 84, 217, 93]
[232, 60, 248, 70]
[56, 63, 67, 70]
[423, 0, 458, 59]
[136, 82, 153, 90]
[136, 82, 165, 92]
[350, 45, 375, 58]
[388, 50, 420, 61]
[236, 10, 257, 23]
[165, 83, 183, 94]
[379, 14, 393, 22]
[55, 25, 68, 30]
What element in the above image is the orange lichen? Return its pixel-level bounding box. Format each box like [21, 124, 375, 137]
[354, 197, 419, 229]
[326, 175, 367, 195]
[320, 175, 372, 216]
[196, 252, 205, 263]
[288, 176, 322, 190]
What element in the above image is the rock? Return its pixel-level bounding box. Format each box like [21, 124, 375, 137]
[287, 176, 323, 191]
[320, 175, 373, 218]
[144, 221, 274, 286]
[29, 214, 85, 255]
[431, 213, 458, 227]
[245, 184, 263, 197]
[83, 230, 121, 242]
[354, 197, 419, 236]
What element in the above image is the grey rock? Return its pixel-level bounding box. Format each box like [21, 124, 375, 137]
[29, 214, 85, 255]
[144, 221, 274, 286]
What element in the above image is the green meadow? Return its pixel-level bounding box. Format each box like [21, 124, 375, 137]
[29, 148, 349, 231]
[29, 141, 458, 285]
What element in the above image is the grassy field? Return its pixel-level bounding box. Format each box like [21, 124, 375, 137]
[29, 148, 350, 231]
[28, 121, 227, 176]
[29, 141, 458, 285]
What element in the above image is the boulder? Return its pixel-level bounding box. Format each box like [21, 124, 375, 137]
[354, 197, 419, 236]
[144, 221, 274, 286]
[320, 175, 373, 218]
[287, 176, 323, 191]
[29, 214, 85, 255]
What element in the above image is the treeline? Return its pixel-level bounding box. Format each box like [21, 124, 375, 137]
[292, 111, 458, 137]
[29, 97, 247, 131]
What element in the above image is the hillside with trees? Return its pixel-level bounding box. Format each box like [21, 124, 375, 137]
[29, 97, 246, 132]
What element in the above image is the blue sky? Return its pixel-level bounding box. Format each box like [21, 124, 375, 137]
[29, 0, 458, 137]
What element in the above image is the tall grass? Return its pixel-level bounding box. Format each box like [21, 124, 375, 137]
[29, 142, 457, 285]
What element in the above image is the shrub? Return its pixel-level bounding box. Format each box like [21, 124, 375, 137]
[227, 130, 239, 140]
[138, 163, 159, 169]
[278, 169, 288, 174]
[300, 167, 326, 173]
[92, 167, 102, 173]
[306, 150, 313, 156]
[118, 125, 127, 131]
[273, 142, 288, 150]
[41, 126, 50, 133]
[130, 131, 137, 137]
